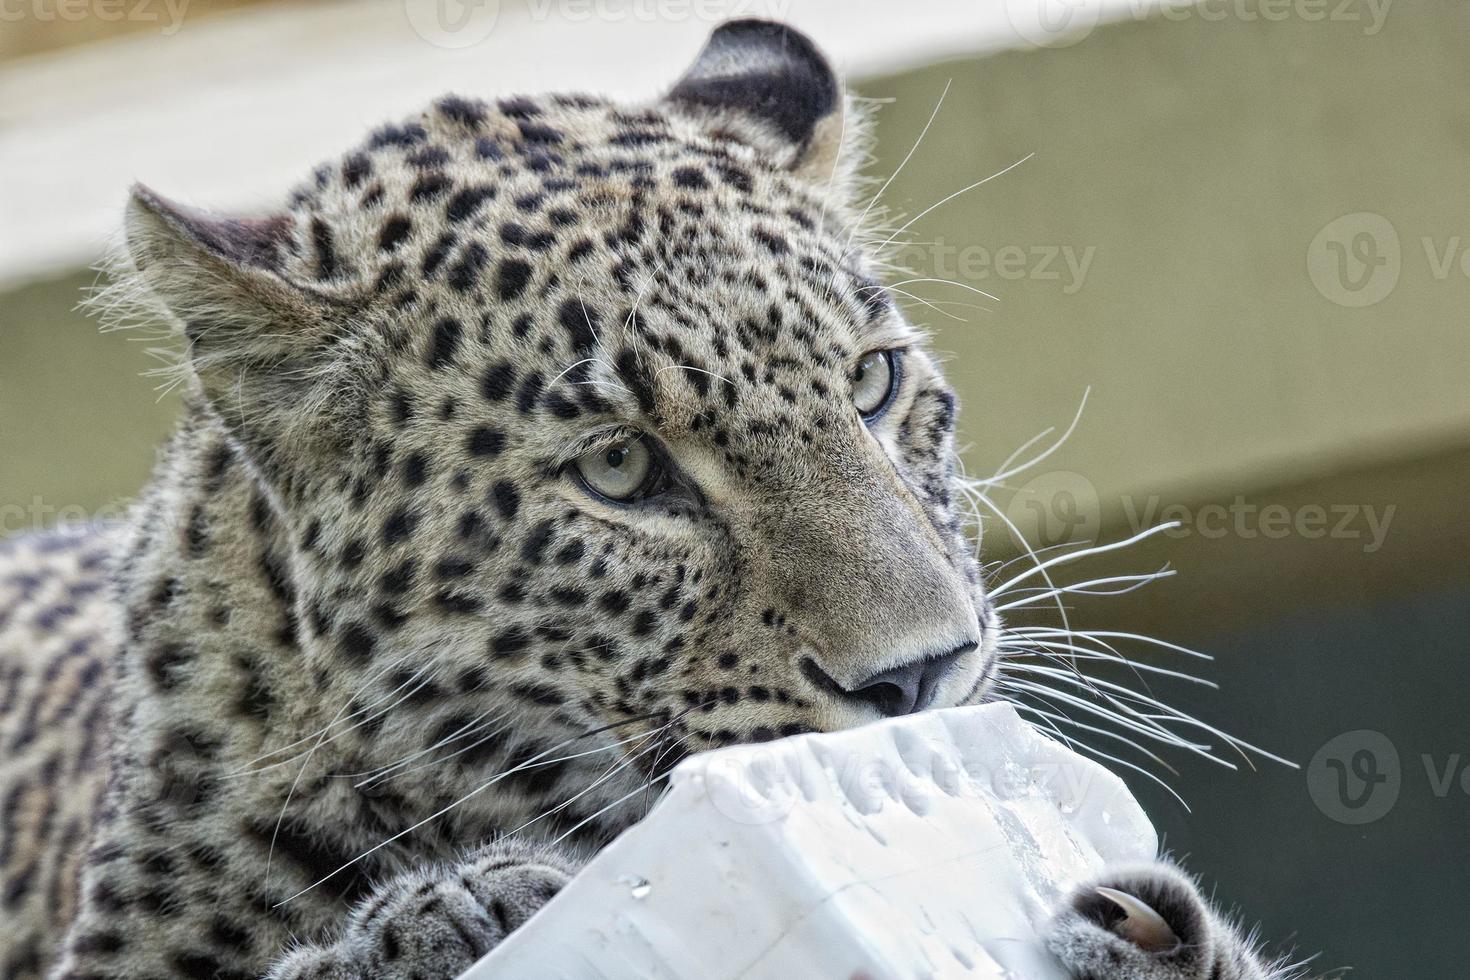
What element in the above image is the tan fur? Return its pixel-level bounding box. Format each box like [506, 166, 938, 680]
[0, 528, 119, 977]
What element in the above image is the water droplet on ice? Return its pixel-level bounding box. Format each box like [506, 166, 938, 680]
[617, 874, 652, 899]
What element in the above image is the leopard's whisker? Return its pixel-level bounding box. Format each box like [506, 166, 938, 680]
[1004, 664, 1224, 756]
[963, 484, 1090, 688]
[1005, 658, 1223, 743]
[999, 676, 1216, 758]
[274, 710, 678, 905]
[546, 772, 672, 850]
[1000, 637, 1216, 688]
[227, 655, 426, 775]
[264, 664, 443, 889]
[1007, 626, 1215, 662]
[885, 276, 1000, 304]
[969, 387, 1090, 489]
[881, 286, 976, 322]
[845, 79, 952, 253]
[992, 568, 1176, 612]
[546, 357, 604, 390]
[865, 152, 1036, 257]
[1005, 646, 1296, 770]
[507, 732, 672, 841]
[1002, 623, 1191, 722]
[1008, 699, 1192, 810]
[1011, 700, 1180, 774]
[355, 716, 520, 789]
[614, 267, 661, 363]
[988, 523, 1182, 599]
[345, 710, 514, 787]
[235, 651, 420, 769]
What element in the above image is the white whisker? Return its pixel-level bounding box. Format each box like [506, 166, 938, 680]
[885, 276, 1000, 304]
[506, 734, 669, 840]
[866, 152, 1036, 256]
[1001, 637, 1216, 687]
[989, 523, 1182, 599]
[238, 662, 437, 779]
[972, 387, 1090, 488]
[547, 773, 671, 849]
[992, 569, 1175, 612]
[1010, 700, 1191, 810]
[237, 653, 417, 772]
[847, 79, 952, 249]
[1012, 700, 1179, 774]
[274, 712, 678, 905]
[1007, 626, 1214, 662]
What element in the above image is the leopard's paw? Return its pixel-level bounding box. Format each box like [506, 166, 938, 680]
[1044, 862, 1274, 980]
[266, 839, 579, 980]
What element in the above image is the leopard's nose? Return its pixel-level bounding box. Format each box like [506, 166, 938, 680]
[844, 641, 975, 717]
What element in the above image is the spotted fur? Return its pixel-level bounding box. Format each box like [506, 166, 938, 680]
[1, 21, 1291, 980]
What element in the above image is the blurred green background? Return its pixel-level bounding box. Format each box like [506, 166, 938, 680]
[4, 1, 1468, 974]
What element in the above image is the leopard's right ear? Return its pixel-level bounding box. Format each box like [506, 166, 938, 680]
[126, 184, 294, 276]
[123, 184, 327, 351]
[123, 185, 359, 475]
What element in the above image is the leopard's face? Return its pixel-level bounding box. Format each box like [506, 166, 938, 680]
[124, 22, 996, 824]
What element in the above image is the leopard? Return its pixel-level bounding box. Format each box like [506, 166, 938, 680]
[0, 19, 1304, 980]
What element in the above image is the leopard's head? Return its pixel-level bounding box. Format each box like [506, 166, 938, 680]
[123, 20, 998, 833]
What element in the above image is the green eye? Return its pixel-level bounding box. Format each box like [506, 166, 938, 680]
[574, 438, 656, 501]
[852, 349, 899, 418]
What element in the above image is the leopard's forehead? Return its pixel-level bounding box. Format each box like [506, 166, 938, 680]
[288, 93, 872, 309]
[275, 91, 904, 454]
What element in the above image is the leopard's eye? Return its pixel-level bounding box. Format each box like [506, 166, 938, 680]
[573, 438, 657, 502]
[852, 349, 899, 419]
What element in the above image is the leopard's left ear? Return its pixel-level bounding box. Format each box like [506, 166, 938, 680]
[123, 184, 360, 480]
[665, 19, 861, 192]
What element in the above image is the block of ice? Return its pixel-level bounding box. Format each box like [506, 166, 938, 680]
[458, 702, 1155, 979]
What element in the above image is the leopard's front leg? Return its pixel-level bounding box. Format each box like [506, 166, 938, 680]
[266, 839, 581, 980]
[1045, 861, 1292, 980]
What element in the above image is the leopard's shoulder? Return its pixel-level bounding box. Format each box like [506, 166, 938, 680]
[0, 525, 122, 979]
